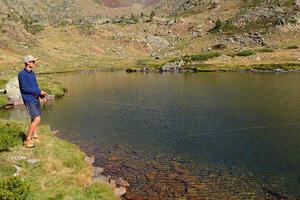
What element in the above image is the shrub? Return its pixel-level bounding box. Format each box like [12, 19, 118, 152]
[0, 123, 23, 151]
[258, 48, 274, 52]
[213, 43, 227, 50]
[209, 19, 222, 33]
[236, 50, 256, 57]
[0, 176, 30, 200]
[78, 23, 95, 35]
[23, 19, 44, 35]
[209, 20, 236, 33]
[287, 44, 298, 49]
[183, 52, 221, 62]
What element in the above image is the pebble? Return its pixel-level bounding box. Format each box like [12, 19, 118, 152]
[11, 156, 27, 161]
[27, 159, 40, 164]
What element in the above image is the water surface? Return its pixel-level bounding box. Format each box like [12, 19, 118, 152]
[2, 72, 300, 198]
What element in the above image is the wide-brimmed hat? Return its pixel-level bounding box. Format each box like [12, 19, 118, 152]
[23, 55, 38, 63]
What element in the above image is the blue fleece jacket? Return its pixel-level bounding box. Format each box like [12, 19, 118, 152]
[18, 68, 41, 104]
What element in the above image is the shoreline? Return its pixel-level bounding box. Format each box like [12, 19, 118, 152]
[0, 120, 121, 199]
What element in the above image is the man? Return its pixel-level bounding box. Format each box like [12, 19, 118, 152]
[18, 55, 48, 148]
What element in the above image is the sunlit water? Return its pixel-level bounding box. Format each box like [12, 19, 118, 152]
[1, 72, 300, 197]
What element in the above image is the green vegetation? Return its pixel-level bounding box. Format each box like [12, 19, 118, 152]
[287, 44, 299, 49]
[0, 122, 23, 151]
[209, 20, 236, 33]
[78, 23, 95, 35]
[258, 48, 274, 53]
[183, 52, 222, 62]
[39, 78, 67, 97]
[236, 50, 256, 57]
[213, 44, 227, 50]
[0, 176, 30, 200]
[0, 120, 118, 200]
[251, 63, 300, 71]
[0, 95, 8, 108]
[23, 19, 45, 35]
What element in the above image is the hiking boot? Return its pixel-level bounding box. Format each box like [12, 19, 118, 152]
[24, 140, 35, 148]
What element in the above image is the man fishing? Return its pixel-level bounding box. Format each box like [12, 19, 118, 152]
[18, 55, 48, 148]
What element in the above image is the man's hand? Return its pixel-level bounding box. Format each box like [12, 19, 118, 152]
[40, 91, 48, 101]
[41, 91, 48, 96]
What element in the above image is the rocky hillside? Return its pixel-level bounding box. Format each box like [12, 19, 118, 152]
[0, 0, 299, 74]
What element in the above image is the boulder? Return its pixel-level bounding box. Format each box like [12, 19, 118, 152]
[296, 0, 300, 7]
[5, 77, 23, 105]
[146, 35, 169, 48]
[160, 59, 185, 72]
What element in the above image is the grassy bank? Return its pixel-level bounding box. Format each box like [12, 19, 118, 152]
[0, 120, 118, 200]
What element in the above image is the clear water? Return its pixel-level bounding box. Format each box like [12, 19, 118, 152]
[1, 72, 300, 197]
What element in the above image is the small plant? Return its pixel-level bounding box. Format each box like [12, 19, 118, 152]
[0, 176, 30, 200]
[287, 44, 299, 49]
[236, 50, 256, 57]
[0, 123, 23, 151]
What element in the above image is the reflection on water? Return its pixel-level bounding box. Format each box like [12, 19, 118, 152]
[1, 72, 300, 198]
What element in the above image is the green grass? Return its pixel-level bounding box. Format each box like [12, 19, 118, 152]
[236, 50, 256, 57]
[0, 120, 119, 200]
[38, 77, 67, 97]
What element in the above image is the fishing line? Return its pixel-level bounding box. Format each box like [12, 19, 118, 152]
[163, 122, 300, 143]
[60, 95, 166, 124]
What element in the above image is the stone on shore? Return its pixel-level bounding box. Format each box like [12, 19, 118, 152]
[92, 166, 105, 177]
[114, 186, 126, 197]
[6, 77, 23, 105]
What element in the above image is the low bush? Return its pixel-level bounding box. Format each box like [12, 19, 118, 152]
[236, 50, 256, 57]
[0, 122, 23, 151]
[0, 176, 30, 200]
[258, 48, 274, 52]
[287, 44, 299, 49]
[183, 52, 221, 62]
